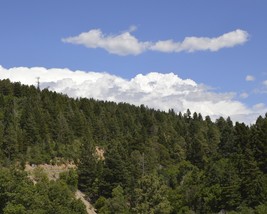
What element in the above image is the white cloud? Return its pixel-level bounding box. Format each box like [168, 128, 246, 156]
[253, 103, 266, 110]
[150, 29, 249, 53]
[62, 29, 150, 56]
[240, 92, 249, 99]
[246, 75, 255, 81]
[263, 80, 267, 86]
[128, 25, 137, 33]
[0, 65, 264, 124]
[62, 28, 249, 56]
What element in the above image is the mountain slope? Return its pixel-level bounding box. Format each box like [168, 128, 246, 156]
[0, 79, 266, 213]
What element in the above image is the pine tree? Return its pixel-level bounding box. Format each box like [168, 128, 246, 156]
[132, 173, 172, 214]
[78, 137, 103, 202]
[251, 115, 267, 173]
[238, 148, 266, 207]
[2, 98, 19, 161]
[216, 117, 235, 158]
[100, 142, 130, 198]
[99, 185, 130, 214]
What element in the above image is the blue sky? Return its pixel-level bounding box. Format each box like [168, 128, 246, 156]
[1, 0, 267, 123]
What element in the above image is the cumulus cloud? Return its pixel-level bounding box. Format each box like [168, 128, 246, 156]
[62, 29, 150, 56]
[246, 75, 255, 81]
[62, 28, 249, 56]
[0, 65, 264, 124]
[263, 80, 267, 86]
[150, 29, 249, 53]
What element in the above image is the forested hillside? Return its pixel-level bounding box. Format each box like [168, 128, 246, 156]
[0, 79, 266, 213]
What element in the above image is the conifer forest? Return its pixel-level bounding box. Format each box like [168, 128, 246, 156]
[0, 79, 266, 214]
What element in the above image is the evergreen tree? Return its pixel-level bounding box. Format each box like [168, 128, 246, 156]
[251, 115, 267, 173]
[78, 137, 103, 202]
[132, 173, 172, 214]
[203, 158, 241, 212]
[98, 185, 130, 214]
[0, 79, 266, 213]
[2, 98, 19, 161]
[238, 148, 266, 207]
[100, 142, 130, 198]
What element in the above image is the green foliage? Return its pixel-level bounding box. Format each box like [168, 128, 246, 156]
[255, 203, 267, 214]
[132, 173, 172, 214]
[78, 137, 103, 201]
[203, 158, 241, 211]
[0, 167, 86, 214]
[94, 196, 107, 211]
[32, 166, 49, 183]
[97, 185, 130, 214]
[59, 168, 79, 191]
[3, 203, 27, 214]
[0, 79, 267, 213]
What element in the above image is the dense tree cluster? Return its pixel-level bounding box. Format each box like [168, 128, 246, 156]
[0, 79, 267, 213]
[0, 167, 86, 213]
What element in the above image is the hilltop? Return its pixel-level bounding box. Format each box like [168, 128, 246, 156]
[0, 79, 267, 213]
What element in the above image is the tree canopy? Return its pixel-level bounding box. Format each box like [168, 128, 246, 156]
[0, 79, 267, 213]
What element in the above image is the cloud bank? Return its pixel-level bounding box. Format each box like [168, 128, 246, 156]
[62, 29, 249, 56]
[0, 65, 265, 124]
